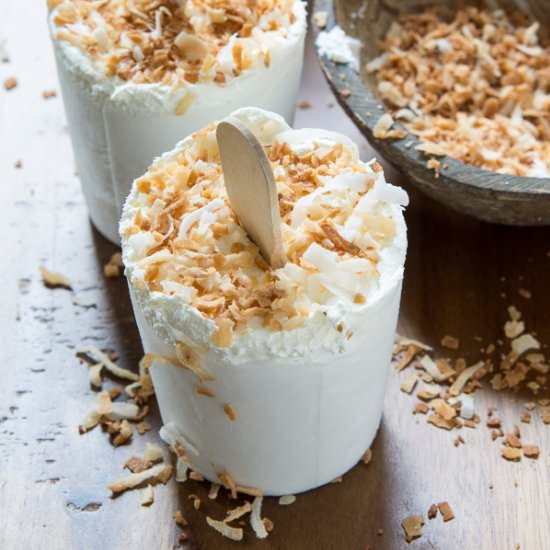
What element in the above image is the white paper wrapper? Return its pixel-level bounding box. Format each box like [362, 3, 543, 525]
[129, 279, 402, 496]
[50, 9, 306, 244]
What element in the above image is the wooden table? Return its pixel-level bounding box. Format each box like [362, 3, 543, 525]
[2, 3, 550, 549]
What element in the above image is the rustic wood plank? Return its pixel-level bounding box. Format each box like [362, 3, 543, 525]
[1, 2, 550, 549]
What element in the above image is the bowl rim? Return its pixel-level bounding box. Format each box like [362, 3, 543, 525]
[312, 0, 550, 199]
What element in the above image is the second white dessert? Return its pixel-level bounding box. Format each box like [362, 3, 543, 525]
[49, 0, 307, 243]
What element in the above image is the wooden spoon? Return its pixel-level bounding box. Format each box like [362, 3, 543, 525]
[216, 117, 286, 268]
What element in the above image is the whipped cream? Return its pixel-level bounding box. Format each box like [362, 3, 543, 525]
[121, 108, 408, 494]
[49, 1, 306, 243]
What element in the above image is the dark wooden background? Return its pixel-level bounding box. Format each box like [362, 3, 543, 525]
[1, 2, 550, 549]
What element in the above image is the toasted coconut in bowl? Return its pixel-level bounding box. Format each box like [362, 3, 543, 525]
[314, 0, 550, 225]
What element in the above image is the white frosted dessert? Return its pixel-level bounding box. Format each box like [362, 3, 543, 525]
[120, 107, 408, 496]
[48, 0, 306, 244]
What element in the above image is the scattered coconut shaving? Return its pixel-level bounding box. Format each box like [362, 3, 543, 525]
[206, 516, 243, 542]
[40, 265, 71, 289]
[278, 495, 296, 506]
[108, 463, 173, 496]
[250, 496, 268, 539]
[104, 252, 123, 278]
[141, 484, 155, 506]
[401, 515, 424, 543]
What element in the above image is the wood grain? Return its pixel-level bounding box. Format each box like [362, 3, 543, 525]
[2, 2, 550, 549]
[316, 0, 550, 225]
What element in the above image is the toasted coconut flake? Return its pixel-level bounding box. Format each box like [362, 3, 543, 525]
[437, 502, 454, 522]
[414, 402, 429, 415]
[401, 515, 424, 543]
[40, 265, 71, 289]
[195, 385, 216, 398]
[400, 371, 418, 394]
[112, 419, 133, 446]
[511, 334, 541, 356]
[144, 442, 163, 463]
[79, 410, 101, 434]
[125, 456, 152, 474]
[501, 446, 522, 462]
[373, 113, 395, 139]
[449, 362, 484, 396]
[206, 516, 243, 541]
[218, 471, 237, 499]
[419, 355, 448, 382]
[141, 484, 155, 506]
[428, 413, 455, 431]
[523, 445, 540, 459]
[108, 463, 172, 495]
[225, 501, 252, 523]
[136, 421, 151, 434]
[175, 510, 188, 528]
[505, 320, 525, 339]
[78, 346, 139, 382]
[83, 346, 139, 382]
[441, 335, 459, 350]
[175, 341, 214, 381]
[3, 76, 17, 90]
[212, 318, 234, 348]
[223, 403, 237, 421]
[208, 483, 221, 500]
[107, 401, 140, 420]
[394, 345, 421, 372]
[175, 457, 189, 482]
[433, 400, 457, 422]
[427, 504, 438, 519]
[96, 391, 113, 416]
[313, 10, 328, 29]
[361, 448, 373, 465]
[104, 252, 123, 278]
[395, 335, 433, 352]
[88, 363, 103, 388]
[189, 471, 204, 482]
[250, 496, 268, 539]
[417, 383, 441, 401]
[278, 494, 296, 506]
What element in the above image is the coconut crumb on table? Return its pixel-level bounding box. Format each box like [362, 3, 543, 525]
[40, 265, 71, 289]
[437, 502, 455, 522]
[42, 89, 57, 99]
[394, 299, 547, 461]
[3, 76, 17, 90]
[313, 10, 328, 29]
[104, 252, 123, 278]
[401, 515, 424, 543]
[522, 445, 540, 459]
[361, 448, 373, 465]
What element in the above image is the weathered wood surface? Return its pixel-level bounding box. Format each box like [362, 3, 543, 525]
[317, 0, 550, 225]
[2, 2, 550, 549]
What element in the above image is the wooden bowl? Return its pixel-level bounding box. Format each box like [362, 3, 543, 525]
[313, 0, 550, 225]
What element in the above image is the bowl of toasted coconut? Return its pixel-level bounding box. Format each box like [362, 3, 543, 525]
[313, 0, 550, 225]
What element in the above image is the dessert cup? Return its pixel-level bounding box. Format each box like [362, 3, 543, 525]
[120, 107, 408, 496]
[48, 0, 306, 243]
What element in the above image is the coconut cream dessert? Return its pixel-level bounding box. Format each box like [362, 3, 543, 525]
[120, 107, 408, 496]
[48, 0, 306, 244]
